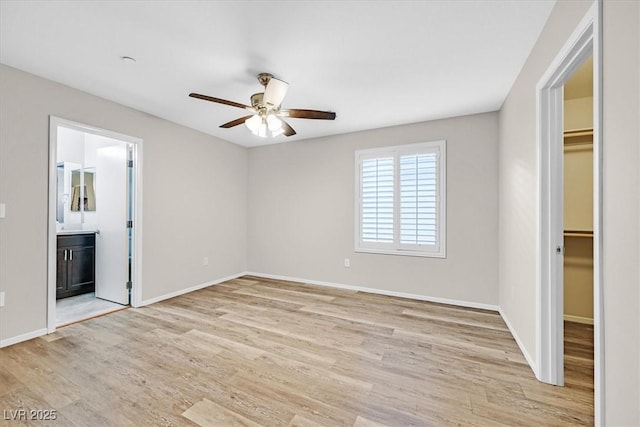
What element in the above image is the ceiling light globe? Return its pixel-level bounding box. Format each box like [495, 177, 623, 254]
[258, 121, 267, 138]
[266, 114, 282, 132]
[245, 115, 261, 134]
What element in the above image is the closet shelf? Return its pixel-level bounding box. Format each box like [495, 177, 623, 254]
[564, 129, 593, 138]
[564, 128, 593, 146]
[564, 230, 593, 238]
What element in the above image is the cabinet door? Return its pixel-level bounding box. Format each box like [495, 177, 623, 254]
[56, 247, 68, 293]
[68, 245, 95, 292]
[57, 234, 96, 299]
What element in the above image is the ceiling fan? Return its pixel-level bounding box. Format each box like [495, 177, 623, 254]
[189, 73, 336, 138]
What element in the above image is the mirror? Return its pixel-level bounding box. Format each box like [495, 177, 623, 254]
[56, 162, 97, 226]
[56, 164, 65, 223]
[70, 168, 96, 211]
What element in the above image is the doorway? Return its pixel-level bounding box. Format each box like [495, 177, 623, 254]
[47, 117, 143, 330]
[536, 2, 603, 424]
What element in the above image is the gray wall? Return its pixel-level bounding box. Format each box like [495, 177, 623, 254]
[0, 64, 248, 343]
[602, 1, 639, 424]
[248, 112, 499, 306]
[498, 0, 592, 366]
[499, 0, 640, 423]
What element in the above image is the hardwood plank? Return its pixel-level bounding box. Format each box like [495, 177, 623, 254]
[352, 416, 388, 427]
[288, 414, 327, 427]
[0, 364, 24, 397]
[57, 400, 129, 427]
[401, 307, 509, 332]
[181, 398, 262, 427]
[235, 283, 336, 303]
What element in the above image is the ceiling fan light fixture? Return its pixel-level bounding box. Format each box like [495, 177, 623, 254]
[245, 114, 261, 134]
[257, 121, 267, 138]
[266, 114, 282, 132]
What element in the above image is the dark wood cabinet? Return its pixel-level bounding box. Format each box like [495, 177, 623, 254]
[56, 233, 96, 299]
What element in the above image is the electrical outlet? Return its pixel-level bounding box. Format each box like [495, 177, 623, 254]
[0, 292, 5, 307]
[344, 258, 351, 268]
[203, 257, 209, 266]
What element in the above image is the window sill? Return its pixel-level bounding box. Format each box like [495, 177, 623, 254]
[354, 247, 446, 259]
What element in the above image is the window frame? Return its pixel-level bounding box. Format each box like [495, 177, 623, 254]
[354, 140, 446, 258]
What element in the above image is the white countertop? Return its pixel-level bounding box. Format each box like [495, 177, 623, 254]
[57, 230, 98, 235]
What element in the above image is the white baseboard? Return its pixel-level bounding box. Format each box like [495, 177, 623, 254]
[245, 271, 499, 312]
[498, 307, 538, 376]
[135, 271, 247, 307]
[564, 314, 594, 325]
[0, 328, 48, 348]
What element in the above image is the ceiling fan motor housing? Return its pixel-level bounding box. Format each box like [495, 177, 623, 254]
[250, 92, 265, 109]
[257, 72, 274, 87]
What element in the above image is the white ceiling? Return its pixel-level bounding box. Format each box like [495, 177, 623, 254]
[0, 1, 556, 147]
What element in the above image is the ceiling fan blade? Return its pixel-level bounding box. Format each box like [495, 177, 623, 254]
[189, 93, 254, 111]
[220, 115, 254, 129]
[279, 109, 336, 120]
[281, 119, 296, 137]
[263, 77, 289, 108]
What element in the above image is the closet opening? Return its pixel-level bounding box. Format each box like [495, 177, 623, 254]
[562, 54, 594, 404]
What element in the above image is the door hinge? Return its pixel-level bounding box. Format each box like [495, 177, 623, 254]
[127, 160, 134, 168]
[126, 281, 132, 290]
[127, 220, 133, 228]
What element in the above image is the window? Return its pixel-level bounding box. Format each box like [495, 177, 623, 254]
[355, 140, 446, 257]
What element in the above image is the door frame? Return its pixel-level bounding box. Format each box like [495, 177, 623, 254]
[535, 1, 603, 423]
[47, 116, 144, 332]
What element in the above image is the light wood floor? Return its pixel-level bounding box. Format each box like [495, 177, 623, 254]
[0, 276, 593, 426]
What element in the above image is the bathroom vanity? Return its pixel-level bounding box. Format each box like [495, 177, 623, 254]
[56, 231, 96, 299]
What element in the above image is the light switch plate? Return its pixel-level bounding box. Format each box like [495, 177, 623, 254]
[0, 203, 5, 219]
[0, 292, 5, 307]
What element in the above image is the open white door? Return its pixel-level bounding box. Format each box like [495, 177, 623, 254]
[95, 144, 130, 305]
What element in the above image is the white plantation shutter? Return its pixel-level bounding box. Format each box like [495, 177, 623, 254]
[400, 153, 438, 246]
[356, 141, 445, 257]
[361, 157, 394, 243]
